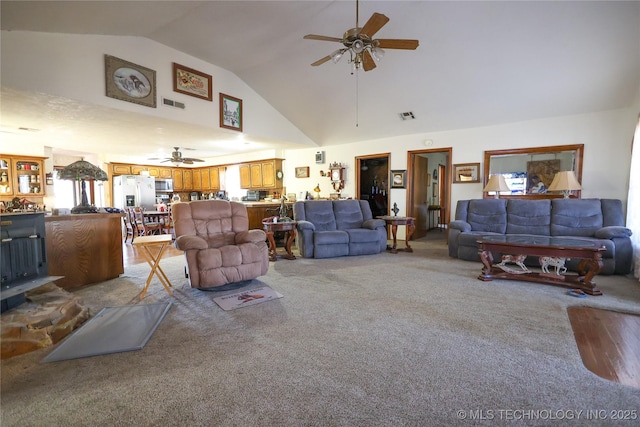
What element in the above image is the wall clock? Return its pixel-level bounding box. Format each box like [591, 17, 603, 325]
[276, 170, 283, 180]
[329, 163, 345, 191]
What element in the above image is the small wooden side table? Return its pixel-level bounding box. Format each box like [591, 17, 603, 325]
[262, 220, 297, 261]
[132, 234, 174, 300]
[377, 216, 416, 254]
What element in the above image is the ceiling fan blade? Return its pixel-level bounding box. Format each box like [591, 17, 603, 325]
[183, 158, 204, 162]
[359, 12, 389, 38]
[311, 55, 333, 67]
[376, 39, 419, 50]
[304, 34, 342, 42]
[159, 159, 172, 163]
[182, 159, 194, 165]
[362, 50, 376, 72]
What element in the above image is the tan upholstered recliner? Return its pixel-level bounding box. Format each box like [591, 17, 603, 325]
[173, 200, 269, 289]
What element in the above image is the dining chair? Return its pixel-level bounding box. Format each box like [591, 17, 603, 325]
[133, 207, 162, 236]
[122, 208, 135, 243]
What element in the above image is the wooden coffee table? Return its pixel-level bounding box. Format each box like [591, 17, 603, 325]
[477, 235, 606, 295]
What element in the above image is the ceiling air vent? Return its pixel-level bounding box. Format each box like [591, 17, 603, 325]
[399, 111, 415, 120]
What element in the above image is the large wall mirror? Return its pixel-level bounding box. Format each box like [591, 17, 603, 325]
[483, 144, 584, 199]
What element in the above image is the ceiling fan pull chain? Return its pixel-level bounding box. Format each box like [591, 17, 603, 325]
[355, 69, 359, 127]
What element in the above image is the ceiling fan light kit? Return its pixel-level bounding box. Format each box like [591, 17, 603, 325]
[304, 0, 419, 73]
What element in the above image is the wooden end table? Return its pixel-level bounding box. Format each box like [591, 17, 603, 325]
[262, 220, 297, 261]
[132, 234, 175, 300]
[377, 216, 416, 253]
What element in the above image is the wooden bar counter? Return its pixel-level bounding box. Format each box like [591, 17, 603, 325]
[243, 201, 294, 230]
[45, 213, 124, 290]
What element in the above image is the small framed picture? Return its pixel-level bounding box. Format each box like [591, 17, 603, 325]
[105, 55, 156, 108]
[173, 63, 212, 101]
[453, 163, 481, 183]
[220, 93, 242, 132]
[295, 166, 310, 178]
[390, 170, 407, 189]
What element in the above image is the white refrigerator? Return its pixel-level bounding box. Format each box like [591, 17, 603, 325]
[112, 175, 156, 211]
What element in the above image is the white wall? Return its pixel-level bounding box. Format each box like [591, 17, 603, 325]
[0, 31, 314, 148]
[282, 107, 638, 237]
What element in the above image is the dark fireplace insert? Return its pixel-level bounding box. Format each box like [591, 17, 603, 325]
[1, 212, 58, 313]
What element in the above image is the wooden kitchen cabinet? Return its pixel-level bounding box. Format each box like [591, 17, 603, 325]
[239, 159, 283, 189]
[201, 168, 211, 191]
[261, 160, 277, 188]
[131, 165, 160, 176]
[0, 154, 46, 198]
[172, 168, 184, 190]
[239, 164, 251, 189]
[209, 167, 220, 190]
[192, 169, 202, 191]
[159, 167, 173, 178]
[250, 163, 262, 188]
[111, 164, 132, 175]
[182, 169, 193, 190]
[0, 156, 13, 196]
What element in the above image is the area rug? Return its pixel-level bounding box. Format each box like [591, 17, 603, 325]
[213, 286, 283, 311]
[42, 302, 172, 363]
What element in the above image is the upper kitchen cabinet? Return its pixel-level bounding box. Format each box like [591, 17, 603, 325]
[172, 168, 184, 190]
[0, 155, 46, 198]
[240, 159, 283, 189]
[110, 164, 132, 175]
[131, 165, 160, 177]
[0, 156, 13, 196]
[209, 167, 220, 190]
[192, 169, 202, 191]
[239, 164, 251, 189]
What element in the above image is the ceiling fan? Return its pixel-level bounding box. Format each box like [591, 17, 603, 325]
[304, 0, 419, 72]
[149, 147, 204, 166]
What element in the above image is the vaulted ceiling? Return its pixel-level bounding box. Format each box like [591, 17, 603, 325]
[2, 1, 639, 161]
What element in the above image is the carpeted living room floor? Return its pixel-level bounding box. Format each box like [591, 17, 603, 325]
[1, 234, 639, 426]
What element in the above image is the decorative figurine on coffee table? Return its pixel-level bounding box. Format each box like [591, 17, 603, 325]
[391, 202, 400, 217]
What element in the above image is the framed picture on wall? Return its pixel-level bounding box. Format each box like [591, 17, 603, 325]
[105, 55, 156, 108]
[173, 63, 213, 101]
[219, 93, 243, 132]
[295, 166, 310, 178]
[390, 170, 406, 189]
[453, 163, 481, 183]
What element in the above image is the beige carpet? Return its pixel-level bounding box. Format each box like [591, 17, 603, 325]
[2, 238, 639, 426]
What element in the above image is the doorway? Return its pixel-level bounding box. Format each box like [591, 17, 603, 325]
[407, 148, 452, 239]
[355, 153, 391, 217]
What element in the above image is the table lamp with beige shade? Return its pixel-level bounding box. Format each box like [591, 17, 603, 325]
[483, 174, 510, 199]
[548, 171, 582, 198]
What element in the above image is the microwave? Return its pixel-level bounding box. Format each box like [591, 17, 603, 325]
[155, 178, 173, 192]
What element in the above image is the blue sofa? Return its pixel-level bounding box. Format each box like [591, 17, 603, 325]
[293, 200, 388, 258]
[448, 198, 633, 275]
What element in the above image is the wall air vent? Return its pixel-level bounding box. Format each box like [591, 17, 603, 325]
[399, 111, 415, 120]
[162, 98, 185, 109]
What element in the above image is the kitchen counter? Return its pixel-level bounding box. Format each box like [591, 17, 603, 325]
[45, 213, 124, 290]
[242, 200, 294, 207]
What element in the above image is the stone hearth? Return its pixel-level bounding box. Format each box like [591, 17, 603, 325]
[1, 283, 89, 359]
